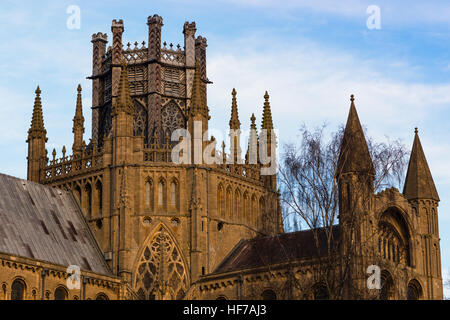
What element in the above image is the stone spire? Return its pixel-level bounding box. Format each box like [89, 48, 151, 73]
[190, 60, 209, 119]
[72, 84, 85, 153]
[337, 95, 375, 176]
[113, 60, 135, 116]
[246, 113, 258, 164]
[261, 91, 273, 130]
[229, 88, 240, 129]
[403, 128, 439, 201]
[27, 86, 47, 142]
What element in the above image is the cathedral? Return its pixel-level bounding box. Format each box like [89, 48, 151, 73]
[0, 15, 443, 300]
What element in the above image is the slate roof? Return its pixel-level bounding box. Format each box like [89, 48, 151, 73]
[213, 226, 340, 274]
[0, 173, 112, 275]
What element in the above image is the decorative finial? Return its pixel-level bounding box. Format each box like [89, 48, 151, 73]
[414, 127, 418, 134]
[232, 88, 236, 96]
[77, 84, 82, 92]
[35, 86, 41, 95]
[350, 94, 354, 102]
[264, 91, 269, 101]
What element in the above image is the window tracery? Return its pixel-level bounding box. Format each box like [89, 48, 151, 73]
[134, 226, 188, 300]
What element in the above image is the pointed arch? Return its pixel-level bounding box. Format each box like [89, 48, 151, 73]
[11, 278, 26, 300]
[378, 207, 412, 266]
[161, 100, 186, 144]
[145, 178, 154, 210]
[235, 188, 241, 221]
[226, 186, 232, 218]
[95, 180, 103, 218]
[407, 279, 423, 300]
[134, 99, 148, 138]
[243, 191, 249, 220]
[134, 223, 189, 300]
[84, 183, 92, 218]
[169, 178, 179, 210]
[380, 270, 394, 300]
[251, 194, 257, 227]
[217, 183, 224, 216]
[158, 178, 167, 211]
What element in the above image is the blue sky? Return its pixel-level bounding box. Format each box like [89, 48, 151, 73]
[0, 0, 449, 296]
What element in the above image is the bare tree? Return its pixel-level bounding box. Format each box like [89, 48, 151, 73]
[277, 123, 409, 299]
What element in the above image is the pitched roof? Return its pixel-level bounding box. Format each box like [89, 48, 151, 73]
[337, 95, 374, 175]
[212, 226, 340, 274]
[0, 173, 112, 275]
[403, 129, 439, 201]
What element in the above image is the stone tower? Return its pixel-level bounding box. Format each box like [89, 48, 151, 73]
[403, 128, 442, 299]
[26, 15, 282, 300]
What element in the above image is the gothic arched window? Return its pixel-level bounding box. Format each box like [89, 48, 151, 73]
[85, 183, 92, 218]
[170, 180, 178, 209]
[261, 289, 277, 300]
[313, 284, 329, 300]
[11, 279, 26, 300]
[54, 286, 68, 300]
[158, 180, 166, 209]
[161, 100, 186, 144]
[251, 194, 257, 226]
[407, 280, 422, 300]
[218, 183, 224, 215]
[226, 187, 232, 218]
[235, 189, 241, 220]
[380, 271, 394, 300]
[95, 293, 109, 300]
[95, 180, 103, 216]
[134, 225, 188, 300]
[243, 192, 249, 220]
[145, 179, 153, 209]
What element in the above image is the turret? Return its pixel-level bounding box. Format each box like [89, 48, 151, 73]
[183, 21, 196, 68]
[111, 19, 124, 109]
[27, 86, 47, 182]
[337, 95, 375, 215]
[147, 14, 164, 143]
[91, 32, 108, 142]
[403, 128, 442, 299]
[336, 95, 375, 298]
[72, 84, 85, 154]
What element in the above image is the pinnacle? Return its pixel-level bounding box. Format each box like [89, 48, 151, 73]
[190, 61, 208, 119]
[250, 113, 256, 130]
[114, 60, 135, 116]
[337, 94, 374, 176]
[27, 85, 47, 141]
[261, 91, 273, 130]
[229, 88, 240, 129]
[403, 129, 439, 201]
